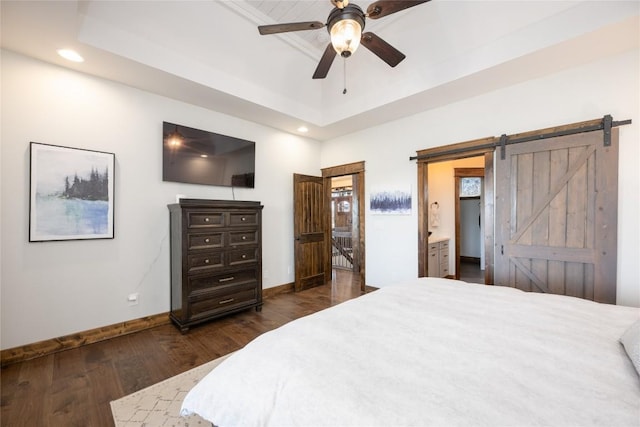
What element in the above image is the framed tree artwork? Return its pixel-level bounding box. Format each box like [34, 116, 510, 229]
[29, 142, 115, 242]
[370, 187, 412, 215]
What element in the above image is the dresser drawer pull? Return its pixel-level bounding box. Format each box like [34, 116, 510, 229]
[242, 236, 247, 240]
[241, 217, 246, 221]
[204, 259, 210, 264]
[242, 254, 247, 259]
[205, 238, 210, 243]
[204, 217, 210, 222]
[219, 298, 235, 305]
[218, 276, 235, 283]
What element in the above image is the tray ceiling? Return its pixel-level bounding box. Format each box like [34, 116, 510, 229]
[1, 0, 638, 140]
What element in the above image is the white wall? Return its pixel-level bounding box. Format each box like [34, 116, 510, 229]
[0, 51, 322, 349]
[321, 48, 640, 308]
[2, 47, 639, 351]
[460, 200, 481, 258]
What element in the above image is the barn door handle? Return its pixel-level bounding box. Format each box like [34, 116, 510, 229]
[295, 236, 301, 241]
[501, 245, 504, 255]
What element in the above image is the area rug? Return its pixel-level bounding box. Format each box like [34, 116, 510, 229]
[110, 353, 232, 426]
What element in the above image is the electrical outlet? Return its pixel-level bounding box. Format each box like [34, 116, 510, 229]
[128, 293, 139, 306]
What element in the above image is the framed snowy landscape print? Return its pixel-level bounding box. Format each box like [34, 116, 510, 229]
[29, 142, 115, 242]
[370, 187, 412, 215]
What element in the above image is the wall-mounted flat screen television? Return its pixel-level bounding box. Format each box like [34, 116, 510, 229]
[162, 121, 255, 188]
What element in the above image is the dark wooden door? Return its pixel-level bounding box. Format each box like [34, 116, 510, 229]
[294, 173, 330, 291]
[495, 130, 618, 303]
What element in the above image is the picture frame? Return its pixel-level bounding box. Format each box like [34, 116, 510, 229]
[370, 187, 412, 215]
[29, 142, 115, 242]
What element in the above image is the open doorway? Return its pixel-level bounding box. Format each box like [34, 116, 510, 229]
[330, 176, 361, 294]
[455, 168, 485, 284]
[417, 154, 494, 283]
[322, 162, 366, 293]
[331, 176, 358, 273]
[293, 162, 366, 294]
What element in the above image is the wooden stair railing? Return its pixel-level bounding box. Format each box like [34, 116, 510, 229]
[331, 231, 354, 271]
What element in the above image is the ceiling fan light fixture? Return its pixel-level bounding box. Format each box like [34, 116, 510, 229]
[330, 19, 362, 57]
[328, 4, 365, 58]
[257, 0, 429, 79]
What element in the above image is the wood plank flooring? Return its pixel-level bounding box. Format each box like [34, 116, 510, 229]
[459, 260, 485, 284]
[0, 271, 363, 427]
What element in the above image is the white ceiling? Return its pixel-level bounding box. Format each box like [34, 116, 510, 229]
[1, 0, 638, 141]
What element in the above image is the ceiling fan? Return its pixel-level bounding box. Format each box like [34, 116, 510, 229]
[258, 0, 430, 79]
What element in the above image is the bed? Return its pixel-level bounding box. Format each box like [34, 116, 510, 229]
[181, 277, 640, 426]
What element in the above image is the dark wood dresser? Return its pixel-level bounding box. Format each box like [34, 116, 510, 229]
[168, 199, 263, 332]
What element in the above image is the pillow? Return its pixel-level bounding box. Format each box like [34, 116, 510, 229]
[620, 319, 640, 376]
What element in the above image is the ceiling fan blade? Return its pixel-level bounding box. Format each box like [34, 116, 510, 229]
[258, 21, 325, 35]
[313, 43, 337, 79]
[366, 0, 430, 19]
[360, 32, 406, 67]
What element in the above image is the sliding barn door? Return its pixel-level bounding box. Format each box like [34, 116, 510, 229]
[494, 130, 618, 303]
[293, 173, 330, 292]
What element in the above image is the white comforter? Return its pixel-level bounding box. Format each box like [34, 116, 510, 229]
[181, 278, 640, 426]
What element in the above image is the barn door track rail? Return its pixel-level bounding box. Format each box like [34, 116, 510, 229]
[410, 114, 632, 162]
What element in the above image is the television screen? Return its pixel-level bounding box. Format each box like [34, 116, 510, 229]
[162, 122, 255, 188]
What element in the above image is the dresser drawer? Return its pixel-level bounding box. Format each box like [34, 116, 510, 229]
[229, 212, 258, 227]
[229, 230, 258, 246]
[189, 269, 258, 293]
[187, 252, 224, 273]
[187, 232, 224, 250]
[187, 211, 224, 229]
[229, 247, 258, 266]
[189, 283, 258, 319]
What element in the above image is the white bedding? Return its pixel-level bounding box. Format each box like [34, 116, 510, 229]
[181, 278, 640, 426]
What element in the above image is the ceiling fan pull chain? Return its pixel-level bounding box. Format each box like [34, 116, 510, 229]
[343, 58, 348, 95]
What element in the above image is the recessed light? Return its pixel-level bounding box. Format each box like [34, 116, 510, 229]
[57, 49, 84, 63]
[298, 126, 309, 133]
[200, 154, 208, 158]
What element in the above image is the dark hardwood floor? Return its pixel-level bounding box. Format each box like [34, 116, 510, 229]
[459, 259, 484, 284]
[0, 270, 363, 427]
